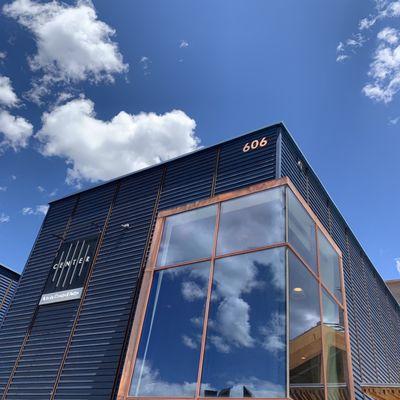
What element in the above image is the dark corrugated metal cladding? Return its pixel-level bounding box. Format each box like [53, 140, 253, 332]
[0, 196, 78, 396]
[54, 168, 163, 400]
[0, 271, 19, 326]
[215, 126, 278, 194]
[4, 183, 117, 400]
[279, 127, 400, 400]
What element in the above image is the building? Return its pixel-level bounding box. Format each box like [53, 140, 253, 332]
[386, 280, 400, 304]
[0, 123, 399, 400]
[0, 264, 19, 325]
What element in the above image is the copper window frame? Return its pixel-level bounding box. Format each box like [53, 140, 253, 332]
[117, 177, 355, 400]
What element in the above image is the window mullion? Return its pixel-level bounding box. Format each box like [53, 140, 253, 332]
[195, 202, 221, 399]
[316, 223, 328, 400]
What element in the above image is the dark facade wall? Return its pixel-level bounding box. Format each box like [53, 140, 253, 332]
[0, 267, 19, 327]
[280, 129, 400, 400]
[2, 123, 397, 400]
[0, 125, 279, 400]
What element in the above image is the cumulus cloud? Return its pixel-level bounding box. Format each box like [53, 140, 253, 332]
[3, 0, 128, 102]
[363, 27, 400, 102]
[337, 1, 400, 102]
[0, 109, 33, 151]
[181, 334, 198, 350]
[0, 186, 7, 192]
[35, 97, 199, 185]
[0, 76, 18, 107]
[0, 52, 6, 60]
[179, 40, 189, 48]
[22, 204, 49, 215]
[0, 213, 10, 223]
[131, 359, 200, 397]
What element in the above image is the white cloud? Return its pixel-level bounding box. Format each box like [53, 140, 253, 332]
[3, 0, 128, 102]
[22, 204, 49, 215]
[388, 115, 400, 124]
[139, 56, 151, 76]
[35, 97, 199, 185]
[37, 185, 45, 192]
[11, 174, 16, 180]
[181, 281, 206, 302]
[0, 76, 18, 107]
[336, 1, 400, 65]
[396, 257, 400, 274]
[0, 109, 33, 151]
[179, 40, 189, 48]
[363, 27, 400, 102]
[0, 186, 7, 192]
[0, 212, 10, 223]
[0, 52, 6, 60]
[181, 334, 198, 350]
[131, 359, 200, 397]
[260, 312, 285, 354]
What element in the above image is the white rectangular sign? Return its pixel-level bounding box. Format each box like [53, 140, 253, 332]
[39, 287, 83, 305]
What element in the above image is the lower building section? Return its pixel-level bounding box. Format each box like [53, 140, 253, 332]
[0, 124, 398, 400]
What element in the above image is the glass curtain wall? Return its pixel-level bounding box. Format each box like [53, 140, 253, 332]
[126, 183, 351, 400]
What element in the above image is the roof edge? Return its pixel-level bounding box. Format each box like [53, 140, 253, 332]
[49, 121, 286, 204]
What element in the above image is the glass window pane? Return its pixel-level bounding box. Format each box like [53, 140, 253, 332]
[319, 231, 342, 302]
[322, 291, 348, 386]
[288, 189, 317, 273]
[157, 205, 216, 267]
[130, 262, 210, 397]
[217, 188, 285, 255]
[288, 251, 324, 400]
[201, 248, 286, 398]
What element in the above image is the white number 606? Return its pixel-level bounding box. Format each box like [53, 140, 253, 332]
[243, 137, 268, 152]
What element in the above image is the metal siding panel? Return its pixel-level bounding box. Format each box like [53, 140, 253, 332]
[159, 148, 216, 210]
[0, 274, 19, 326]
[281, 129, 400, 400]
[54, 168, 163, 400]
[215, 127, 278, 194]
[4, 184, 117, 400]
[0, 198, 77, 396]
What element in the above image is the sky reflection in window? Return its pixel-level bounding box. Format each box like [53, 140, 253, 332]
[130, 262, 210, 397]
[201, 248, 286, 398]
[318, 231, 342, 302]
[288, 189, 317, 273]
[217, 188, 285, 255]
[157, 205, 216, 267]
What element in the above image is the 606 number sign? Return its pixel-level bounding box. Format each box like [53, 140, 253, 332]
[242, 137, 268, 152]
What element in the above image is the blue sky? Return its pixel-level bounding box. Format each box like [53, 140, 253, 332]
[0, 0, 399, 280]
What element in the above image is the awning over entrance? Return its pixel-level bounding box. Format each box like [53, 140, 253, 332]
[362, 385, 400, 400]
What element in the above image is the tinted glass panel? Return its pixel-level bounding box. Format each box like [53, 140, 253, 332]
[288, 189, 317, 273]
[130, 262, 210, 397]
[289, 251, 323, 400]
[217, 188, 285, 255]
[319, 231, 342, 302]
[322, 291, 348, 386]
[201, 248, 286, 398]
[327, 387, 350, 400]
[157, 205, 216, 266]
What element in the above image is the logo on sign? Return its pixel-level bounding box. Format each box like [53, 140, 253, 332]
[39, 236, 98, 305]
